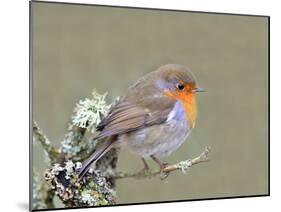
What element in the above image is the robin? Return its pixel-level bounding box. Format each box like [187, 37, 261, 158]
[79, 64, 204, 178]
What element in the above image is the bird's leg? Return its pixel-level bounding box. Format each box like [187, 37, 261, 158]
[136, 158, 150, 174]
[141, 157, 150, 171]
[150, 155, 169, 179]
[150, 155, 168, 170]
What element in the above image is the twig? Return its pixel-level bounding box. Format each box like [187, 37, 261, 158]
[33, 120, 60, 163]
[113, 147, 211, 180]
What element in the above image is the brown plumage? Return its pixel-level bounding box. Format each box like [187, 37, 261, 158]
[79, 64, 202, 178]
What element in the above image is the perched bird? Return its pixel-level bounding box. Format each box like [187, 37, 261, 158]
[79, 64, 204, 178]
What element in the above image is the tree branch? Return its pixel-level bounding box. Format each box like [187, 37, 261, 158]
[113, 147, 211, 180]
[33, 120, 60, 163]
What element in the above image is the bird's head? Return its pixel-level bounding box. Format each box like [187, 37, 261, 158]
[155, 64, 205, 128]
[155, 64, 204, 102]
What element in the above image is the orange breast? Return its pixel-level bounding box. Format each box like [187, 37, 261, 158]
[183, 94, 197, 129]
[164, 90, 197, 128]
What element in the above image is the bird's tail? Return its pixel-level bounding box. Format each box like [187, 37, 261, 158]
[78, 137, 115, 179]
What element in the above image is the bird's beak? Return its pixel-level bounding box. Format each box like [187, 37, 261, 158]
[193, 87, 206, 93]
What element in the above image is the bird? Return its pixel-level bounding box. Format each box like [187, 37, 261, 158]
[78, 64, 204, 178]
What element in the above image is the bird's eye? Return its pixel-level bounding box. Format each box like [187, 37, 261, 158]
[176, 83, 185, 90]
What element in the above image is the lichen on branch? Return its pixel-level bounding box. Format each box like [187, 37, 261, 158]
[72, 90, 111, 133]
[44, 161, 116, 206]
[33, 90, 119, 209]
[59, 90, 112, 162]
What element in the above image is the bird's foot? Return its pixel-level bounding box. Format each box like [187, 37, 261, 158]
[150, 155, 170, 180]
[159, 163, 170, 180]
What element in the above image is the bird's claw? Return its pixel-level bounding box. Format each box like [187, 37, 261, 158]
[159, 163, 169, 180]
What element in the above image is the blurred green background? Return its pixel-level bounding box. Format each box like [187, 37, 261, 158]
[32, 2, 268, 206]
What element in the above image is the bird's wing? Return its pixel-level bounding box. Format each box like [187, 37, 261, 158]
[95, 96, 176, 139]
